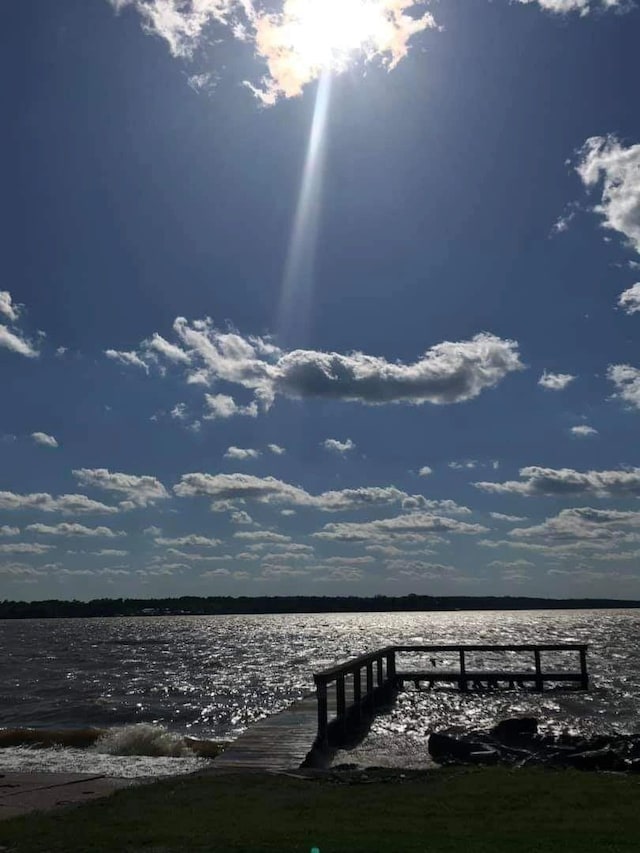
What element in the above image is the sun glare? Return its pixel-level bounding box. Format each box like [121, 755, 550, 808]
[278, 0, 389, 69]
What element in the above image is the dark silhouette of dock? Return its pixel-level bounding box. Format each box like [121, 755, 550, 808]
[214, 642, 588, 771]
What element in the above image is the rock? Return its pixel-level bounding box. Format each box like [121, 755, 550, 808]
[428, 732, 487, 763]
[564, 748, 624, 772]
[332, 763, 359, 771]
[491, 718, 538, 741]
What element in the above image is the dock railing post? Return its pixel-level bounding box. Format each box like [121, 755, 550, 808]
[316, 678, 328, 748]
[376, 655, 384, 687]
[459, 648, 467, 691]
[386, 648, 396, 685]
[580, 647, 589, 689]
[534, 649, 543, 691]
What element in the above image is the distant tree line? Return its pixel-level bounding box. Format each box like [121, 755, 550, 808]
[0, 594, 639, 619]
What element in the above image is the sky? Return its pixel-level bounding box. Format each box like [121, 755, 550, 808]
[3, 0, 640, 601]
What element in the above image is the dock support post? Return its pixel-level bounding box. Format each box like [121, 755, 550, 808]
[534, 649, 543, 691]
[353, 667, 361, 720]
[366, 661, 374, 709]
[580, 648, 589, 689]
[316, 680, 328, 747]
[336, 674, 346, 737]
[376, 656, 384, 687]
[459, 649, 467, 692]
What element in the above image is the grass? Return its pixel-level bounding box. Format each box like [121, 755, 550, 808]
[0, 767, 639, 852]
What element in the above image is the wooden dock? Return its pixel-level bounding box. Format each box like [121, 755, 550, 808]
[214, 642, 589, 771]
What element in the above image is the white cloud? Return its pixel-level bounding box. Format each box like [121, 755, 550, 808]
[516, 0, 614, 13]
[0, 291, 20, 323]
[0, 526, 20, 536]
[0, 325, 39, 358]
[155, 535, 221, 547]
[475, 466, 640, 498]
[105, 349, 149, 372]
[224, 446, 261, 460]
[143, 333, 191, 365]
[0, 543, 54, 554]
[94, 549, 129, 557]
[204, 393, 258, 420]
[418, 466, 432, 477]
[230, 509, 253, 525]
[0, 492, 119, 514]
[313, 512, 488, 543]
[538, 370, 575, 391]
[233, 530, 292, 543]
[107, 318, 523, 413]
[608, 363, 640, 409]
[174, 472, 450, 514]
[72, 469, 170, 508]
[489, 512, 527, 522]
[570, 424, 598, 438]
[267, 443, 286, 455]
[618, 283, 640, 314]
[31, 432, 59, 448]
[26, 523, 125, 538]
[322, 438, 355, 456]
[509, 507, 640, 549]
[448, 460, 478, 470]
[576, 135, 640, 255]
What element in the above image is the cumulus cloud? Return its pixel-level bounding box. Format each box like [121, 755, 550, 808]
[107, 317, 523, 414]
[538, 370, 575, 391]
[72, 469, 170, 508]
[26, 523, 125, 538]
[490, 512, 527, 522]
[105, 349, 150, 372]
[313, 512, 488, 543]
[475, 466, 640, 498]
[570, 424, 598, 438]
[0, 526, 20, 536]
[618, 283, 640, 314]
[155, 535, 221, 547]
[509, 508, 640, 551]
[0, 543, 54, 554]
[234, 530, 292, 543]
[322, 438, 355, 456]
[267, 443, 286, 455]
[0, 492, 119, 514]
[0, 292, 20, 323]
[516, 0, 624, 14]
[174, 471, 454, 514]
[0, 291, 39, 358]
[31, 432, 59, 448]
[576, 135, 640, 255]
[224, 446, 261, 460]
[204, 393, 258, 420]
[608, 364, 640, 409]
[418, 466, 432, 477]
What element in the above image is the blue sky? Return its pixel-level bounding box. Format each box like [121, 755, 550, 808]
[3, 0, 640, 600]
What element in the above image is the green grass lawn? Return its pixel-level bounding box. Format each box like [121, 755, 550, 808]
[1, 768, 639, 852]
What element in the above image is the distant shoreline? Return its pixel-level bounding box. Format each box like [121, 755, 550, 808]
[2, 595, 640, 619]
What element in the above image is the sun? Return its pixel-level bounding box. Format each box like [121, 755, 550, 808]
[276, 0, 390, 69]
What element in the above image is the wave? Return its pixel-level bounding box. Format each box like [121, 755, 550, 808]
[0, 725, 226, 759]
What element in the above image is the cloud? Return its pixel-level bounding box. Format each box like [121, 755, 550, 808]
[174, 471, 455, 514]
[608, 364, 640, 409]
[570, 424, 598, 438]
[108, 317, 523, 413]
[0, 291, 20, 323]
[267, 443, 286, 455]
[322, 438, 355, 455]
[508, 508, 640, 550]
[618, 283, 640, 314]
[0, 526, 20, 536]
[230, 510, 253, 525]
[538, 370, 575, 391]
[155, 535, 221, 547]
[576, 135, 640, 255]
[0, 492, 119, 514]
[0, 543, 54, 554]
[31, 432, 59, 448]
[72, 469, 170, 508]
[234, 530, 292, 543]
[490, 512, 527, 522]
[26, 523, 125, 537]
[516, 0, 623, 13]
[94, 549, 129, 557]
[224, 446, 261, 460]
[313, 511, 488, 543]
[110, 1, 437, 105]
[0, 325, 39, 359]
[475, 466, 640, 498]
[418, 466, 432, 477]
[105, 349, 149, 372]
[204, 393, 258, 420]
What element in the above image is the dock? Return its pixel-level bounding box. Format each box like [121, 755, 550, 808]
[214, 642, 589, 771]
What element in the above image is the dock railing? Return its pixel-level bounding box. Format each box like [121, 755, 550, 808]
[313, 642, 588, 749]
